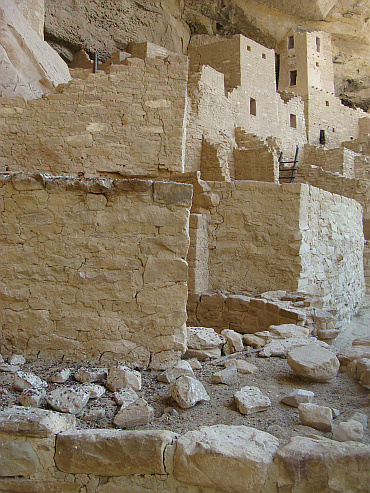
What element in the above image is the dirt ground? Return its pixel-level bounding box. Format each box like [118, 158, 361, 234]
[0, 298, 369, 445]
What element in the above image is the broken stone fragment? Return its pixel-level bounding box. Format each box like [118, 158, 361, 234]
[158, 360, 194, 383]
[106, 366, 142, 392]
[19, 387, 46, 408]
[224, 359, 258, 374]
[0, 363, 20, 373]
[268, 324, 310, 338]
[185, 347, 221, 361]
[113, 398, 154, 428]
[234, 386, 271, 415]
[173, 425, 279, 493]
[221, 329, 244, 354]
[14, 371, 48, 391]
[0, 354, 3, 364]
[187, 327, 224, 350]
[49, 368, 72, 383]
[336, 346, 370, 367]
[298, 403, 333, 432]
[360, 369, 370, 389]
[260, 337, 329, 358]
[212, 367, 238, 385]
[352, 337, 370, 347]
[8, 354, 26, 366]
[187, 358, 202, 370]
[114, 388, 139, 407]
[82, 384, 105, 399]
[80, 408, 106, 422]
[281, 389, 315, 407]
[74, 367, 108, 383]
[350, 412, 368, 430]
[169, 376, 210, 409]
[45, 387, 90, 414]
[348, 358, 370, 380]
[0, 406, 76, 437]
[332, 419, 364, 442]
[242, 334, 266, 348]
[287, 344, 340, 381]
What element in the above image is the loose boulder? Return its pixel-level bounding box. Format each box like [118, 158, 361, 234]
[157, 360, 194, 383]
[298, 403, 333, 432]
[113, 398, 154, 429]
[234, 386, 271, 415]
[287, 344, 340, 382]
[281, 389, 314, 408]
[332, 419, 364, 442]
[106, 366, 141, 392]
[45, 387, 90, 414]
[169, 376, 210, 409]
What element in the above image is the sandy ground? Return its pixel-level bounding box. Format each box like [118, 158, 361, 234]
[0, 298, 369, 445]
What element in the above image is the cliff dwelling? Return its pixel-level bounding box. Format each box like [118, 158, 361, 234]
[0, 1, 369, 492]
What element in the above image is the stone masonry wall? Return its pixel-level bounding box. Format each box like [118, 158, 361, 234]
[0, 54, 188, 178]
[303, 144, 357, 178]
[0, 173, 192, 370]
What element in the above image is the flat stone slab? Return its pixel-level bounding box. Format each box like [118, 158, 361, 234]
[174, 425, 279, 493]
[298, 403, 333, 432]
[157, 360, 194, 383]
[106, 366, 142, 392]
[281, 389, 314, 408]
[352, 337, 370, 347]
[169, 375, 210, 409]
[13, 371, 48, 391]
[224, 359, 258, 374]
[212, 367, 238, 385]
[0, 439, 40, 477]
[260, 337, 329, 358]
[287, 344, 340, 381]
[268, 324, 309, 338]
[55, 429, 176, 475]
[113, 388, 138, 407]
[336, 347, 370, 366]
[234, 386, 271, 415]
[332, 420, 364, 442]
[113, 398, 154, 429]
[45, 387, 90, 414]
[187, 327, 224, 350]
[0, 406, 75, 437]
[74, 367, 108, 383]
[275, 436, 370, 492]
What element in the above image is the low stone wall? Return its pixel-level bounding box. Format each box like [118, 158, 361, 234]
[0, 173, 192, 369]
[1, 407, 369, 493]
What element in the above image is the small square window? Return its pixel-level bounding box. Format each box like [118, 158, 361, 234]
[262, 53, 266, 59]
[250, 98, 256, 116]
[288, 36, 294, 49]
[290, 114, 297, 129]
[247, 45, 251, 51]
[290, 70, 297, 86]
[326, 101, 330, 107]
[316, 36, 321, 52]
[316, 61, 320, 67]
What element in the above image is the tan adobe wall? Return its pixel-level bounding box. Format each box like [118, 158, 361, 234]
[303, 144, 357, 178]
[193, 181, 363, 320]
[0, 54, 188, 178]
[0, 173, 192, 370]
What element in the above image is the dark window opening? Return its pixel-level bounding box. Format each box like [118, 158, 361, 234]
[247, 45, 251, 51]
[326, 101, 330, 107]
[275, 53, 280, 90]
[316, 61, 320, 67]
[262, 53, 266, 59]
[290, 114, 297, 128]
[290, 70, 297, 86]
[319, 129, 326, 145]
[316, 36, 321, 52]
[288, 36, 294, 49]
[250, 98, 256, 116]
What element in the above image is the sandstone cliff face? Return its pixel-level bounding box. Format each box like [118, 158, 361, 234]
[45, 0, 370, 111]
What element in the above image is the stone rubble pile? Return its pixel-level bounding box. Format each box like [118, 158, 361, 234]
[341, 337, 370, 390]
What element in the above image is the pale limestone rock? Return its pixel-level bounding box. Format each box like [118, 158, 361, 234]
[268, 324, 310, 338]
[157, 360, 194, 383]
[0, 363, 20, 373]
[49, 368, 72, 383]
[14, 371, 48, 391]
[221, 329, 244, 354]
[224, 359, 258, 374]
[188, 358, 202, 370]
[113, 398, 154, 429]
[212, 367, 237, 385]
[0, 354, 3, 364]
[337, 347, 370, 367]
[356, 358, 370, 379]
[82, 384, 105, 399]
[242, 334, 266, 348]
[360, 369, 370, 389]
[281, 389, 315, 407]
[169, 376, 210, 409]
[106, 366, 142, 392]
[74, 367, 108, 383]
[187, 327, 224, 350]
[46, 387, 90, 414]
[0, 439, 40, 477]
[185, 347, 221, 361]
[55, 429, 176, 475]
[332, 420, 364, 442]
[350, 412, 368, 430]
[352, 337, 370, 347]
[8, 354, 26, 365]
[80, 408, 106, 422]
[275, 436, 370, 493]
[298, 403, 333, 432]
[19, 387, 46, 408]
[346, 359, 359, 379]
[234, 386, 271, 415]
[287, 344, 340, 382]
[0, 406, 76, 437]
[260, 337, 329, 358]
[114, 388, 138, 407]
[173, 425, 279, 493]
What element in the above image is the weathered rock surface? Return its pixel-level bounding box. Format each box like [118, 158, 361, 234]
[234, 386, 271, 415]
[82, 384, 105, 399]
[268, 324, 309, 338]
[298, 403, 333, 432]
[275, 436, 370, 493]
[45, 387, 90, 414]
[224, 359, 258, 374]
[260, 337, 329, 358]
[281, 389, 314, 408]
[157, 360, 194, 383]
[13, 371, 48, 391]
[8, 354, 26, 366]
[360, 369, 370, 389]
[74, 367, 108, 383]
[113, 388, 138, 407]
[337, 346, 370, 367]
[106, 366, 142, 392]
[113, 398, 154, 429]
[0, 439, 41, 477]
[0, 406, 75, 437]
[0, 0, 71, 99]
[287, 344, 340, 382]
[212, 367, 238, 385]
[55, 429, 176, 475]
[19, 387, 46, 408]
[169, 376, 210, 409]
[352, 337, 370, 347]
[187, 327, 224, 351]
[221, 329, 244, 354]
[173, 425, 279, 493]
[332, 419, 364, 442]
[49, 368, 72, 383]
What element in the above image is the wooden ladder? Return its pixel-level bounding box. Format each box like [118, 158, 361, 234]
[279, 146, 299, 183]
